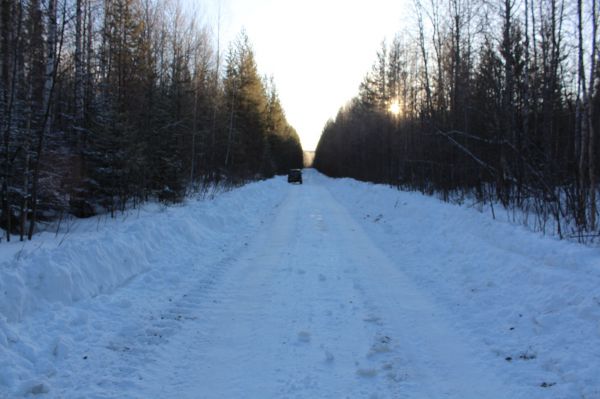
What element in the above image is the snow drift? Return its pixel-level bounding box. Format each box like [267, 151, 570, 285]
[0, 178, 286, 324]
[322, 173, 600, 397]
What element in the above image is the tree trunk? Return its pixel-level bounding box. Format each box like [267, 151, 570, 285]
[414, 0, 433, 116]
[1, 0, 23, 242]
[28, 0, 58, 240]
[588, 0, 598, 231]
[19, 151, 28, 241]
[75, 0, 84, 128]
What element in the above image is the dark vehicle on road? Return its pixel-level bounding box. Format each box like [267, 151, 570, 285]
[288, 169, 302, 184]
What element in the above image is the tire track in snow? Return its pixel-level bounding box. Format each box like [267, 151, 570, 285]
[45, 171, 529, 398]
[135, 172, 523, 398]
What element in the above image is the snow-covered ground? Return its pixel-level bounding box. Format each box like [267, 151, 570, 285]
[1, 170, 599, 398]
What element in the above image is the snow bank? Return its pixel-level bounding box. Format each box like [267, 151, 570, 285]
[0, 177, 289, 397]
[0, 178, 286, 324]
[319, 172, 600, 398]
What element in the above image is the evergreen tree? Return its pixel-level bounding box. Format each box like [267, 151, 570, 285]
[0, 1, 303, 240]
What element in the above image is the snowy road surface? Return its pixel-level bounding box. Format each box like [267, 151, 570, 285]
[140, 177, 514, 398]
[2, 170, 600, 398]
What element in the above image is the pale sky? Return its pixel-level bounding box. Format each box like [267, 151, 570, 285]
[191, 0, 413, 150]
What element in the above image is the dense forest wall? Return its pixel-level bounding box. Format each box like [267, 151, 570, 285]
[0, 0, 303, 241]
[315, 0, 600, 242]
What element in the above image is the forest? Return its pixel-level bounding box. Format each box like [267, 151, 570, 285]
[0, 0, 303, 241]
[315, 0, 599, 242]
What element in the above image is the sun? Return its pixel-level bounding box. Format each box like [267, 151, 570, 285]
[389, 101, 401, 116]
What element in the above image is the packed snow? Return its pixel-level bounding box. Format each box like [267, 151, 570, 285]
[1, 170, 599, 398]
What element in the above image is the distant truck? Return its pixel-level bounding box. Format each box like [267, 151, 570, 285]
[288, 169, 303, 184]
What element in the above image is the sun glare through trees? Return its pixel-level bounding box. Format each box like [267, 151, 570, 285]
[314, 0, 600, 244]
[388, 101, 401, 116]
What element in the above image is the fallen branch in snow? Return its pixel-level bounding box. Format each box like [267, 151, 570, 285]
[432, 127, 497, 177]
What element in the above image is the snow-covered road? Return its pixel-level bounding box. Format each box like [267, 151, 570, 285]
[2, 170, 599, 398]
[137, 173, 520, 398]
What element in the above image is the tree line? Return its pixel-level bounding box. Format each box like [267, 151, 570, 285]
[0, 0, 303, 241]
[314, 0, 599, 242]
